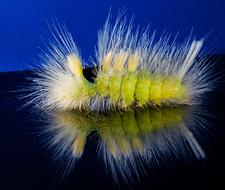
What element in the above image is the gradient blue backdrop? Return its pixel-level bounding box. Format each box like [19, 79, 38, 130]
[0, 0, 225, 72]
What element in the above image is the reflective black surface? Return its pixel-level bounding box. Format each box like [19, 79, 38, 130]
[1, 60, 225, 189]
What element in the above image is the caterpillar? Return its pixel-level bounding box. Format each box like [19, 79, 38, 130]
[29, 15, 215, 112]
[42, 106, 206, 182]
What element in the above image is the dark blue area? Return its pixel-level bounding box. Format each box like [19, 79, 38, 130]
[0, 0, 225, 71]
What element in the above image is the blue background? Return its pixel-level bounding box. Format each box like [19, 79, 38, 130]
[0, 0, 225, 72]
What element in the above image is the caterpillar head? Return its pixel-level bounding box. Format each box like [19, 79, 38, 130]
[36, 53, 96, 111]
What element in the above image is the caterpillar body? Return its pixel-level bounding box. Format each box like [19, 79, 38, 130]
[31, 16, 214, 111]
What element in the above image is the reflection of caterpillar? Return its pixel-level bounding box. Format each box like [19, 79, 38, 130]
[30, 15, 215, 111]
[43, 106, 206, 182]
[51, 107, 186, 158]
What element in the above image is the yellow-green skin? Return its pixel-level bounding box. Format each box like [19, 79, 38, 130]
[95, 71, 188, 108]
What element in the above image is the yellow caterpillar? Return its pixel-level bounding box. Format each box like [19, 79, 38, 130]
[29, 16, 214, 111]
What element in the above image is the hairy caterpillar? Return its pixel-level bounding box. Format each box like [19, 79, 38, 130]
[29, 15, 215, 111]
[41, 106, 206, 182]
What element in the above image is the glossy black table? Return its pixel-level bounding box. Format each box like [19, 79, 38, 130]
[1, 62, 225, 190]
